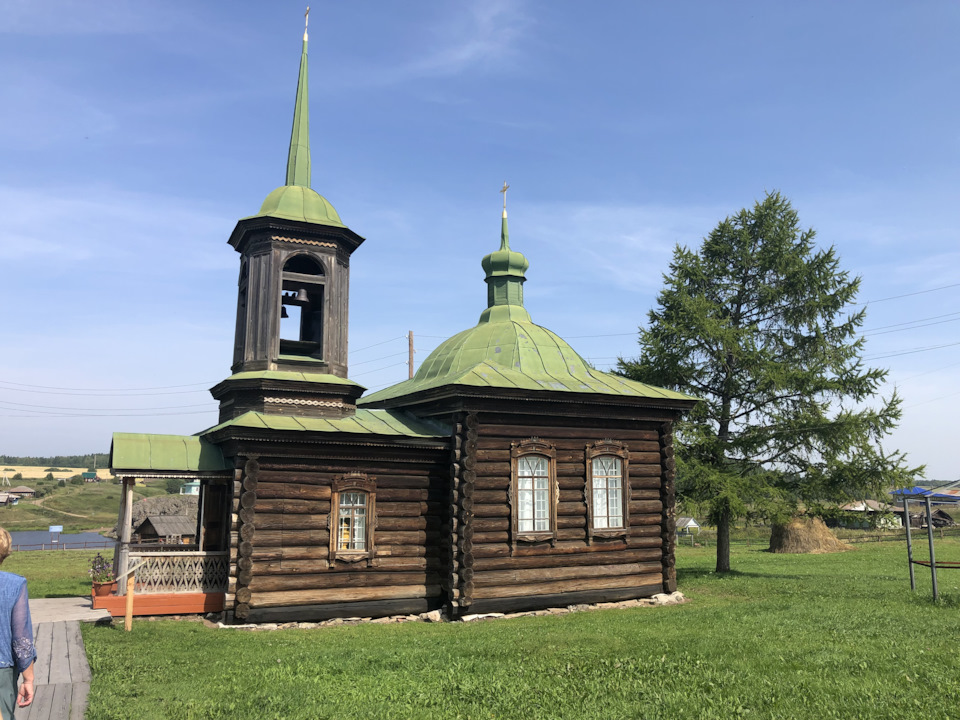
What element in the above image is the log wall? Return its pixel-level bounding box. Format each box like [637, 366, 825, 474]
[223, 412, 679, 622]
[229, 450, 450, 623]
[462, 415, 670, 615]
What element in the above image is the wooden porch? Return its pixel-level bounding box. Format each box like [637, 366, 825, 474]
[93, 549, 229, 617]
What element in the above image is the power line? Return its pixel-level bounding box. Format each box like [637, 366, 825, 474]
[0, 409, 218, 419]
[904, 387, 960, 410]
[865, 340, 960, 361]
[0, 399, 213, 412]
[0, 379, 215, 392]
[566, 332, 636, 339]
[894, 358, 960, 384]
[351, 351, 408, 367]
[0, 384, 211, 398]
[863, 282, 960, 305]
[864, 312, 960, 337]
[351, 362, 408, 378]
[349, 336, 405, 355]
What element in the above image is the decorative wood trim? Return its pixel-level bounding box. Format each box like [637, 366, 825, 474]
[328, 473, 377, 566]
[270, 235, 338, 249]
[509, 438, 558, 551]
[262, 397, 346, 408]
[585, 440, 631, 544]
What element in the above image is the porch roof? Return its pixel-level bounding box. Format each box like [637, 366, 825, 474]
[201, 409, 450, 438]
[111, 433, 229, 473]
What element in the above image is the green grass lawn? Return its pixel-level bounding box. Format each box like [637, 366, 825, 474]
[79, 539, 960, 720]
[5, 549, 106, 598]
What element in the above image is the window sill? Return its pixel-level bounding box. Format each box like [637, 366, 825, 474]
[515, 533, 554, 543]
[590, 529, 628, 539]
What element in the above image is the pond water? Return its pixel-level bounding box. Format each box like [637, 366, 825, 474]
[8, 530, 112, 551]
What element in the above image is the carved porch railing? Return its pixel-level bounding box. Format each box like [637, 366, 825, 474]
[127, 551, 229, 594]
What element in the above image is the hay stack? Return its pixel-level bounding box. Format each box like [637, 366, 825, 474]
[769, 516, 852, 554]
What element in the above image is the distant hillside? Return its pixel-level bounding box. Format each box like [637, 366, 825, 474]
[0, 453, 110, 469]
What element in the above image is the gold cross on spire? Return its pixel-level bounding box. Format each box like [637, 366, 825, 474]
[500, 181, 509, 216]
[304, 7, 310, 41]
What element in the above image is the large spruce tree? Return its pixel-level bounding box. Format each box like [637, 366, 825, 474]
[619, 192, 919, 572]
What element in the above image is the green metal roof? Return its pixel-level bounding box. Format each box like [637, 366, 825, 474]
[246, 30, 345, 229]
[251, 185, 344, 228]
[287, 36, 311, 189]
[222, 370, 363, 388]
[360, 205, 695, 407]
[360, 319, 694, 404]
[111, 433, 228, 473]
[202, 409, 450, 438]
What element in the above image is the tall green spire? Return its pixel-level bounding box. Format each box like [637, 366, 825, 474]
[286, 12, 311, 188]
[479, 183, 531, 323]
[250, 10, 346, 228]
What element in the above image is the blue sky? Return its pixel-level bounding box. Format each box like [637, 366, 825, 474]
[1, 1, 958, 479]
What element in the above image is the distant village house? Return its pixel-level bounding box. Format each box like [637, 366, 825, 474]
[134, 516, 197, 545]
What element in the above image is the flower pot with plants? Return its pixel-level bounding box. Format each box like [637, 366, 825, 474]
[89, 553, 117, 596]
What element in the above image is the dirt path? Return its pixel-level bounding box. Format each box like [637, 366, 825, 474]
[28, 495, 89, 518]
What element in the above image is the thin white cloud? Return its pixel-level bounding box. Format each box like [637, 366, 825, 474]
[0, 75, 117, 150]
[0, 184, 236, 270]
[405, 0, 527, 77]
[521, 201, 727, 293]
[336, 0, 529, 88]
[0, 0, 179, 35]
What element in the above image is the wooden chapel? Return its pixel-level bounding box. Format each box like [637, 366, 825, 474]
[108, 19, 696, 623]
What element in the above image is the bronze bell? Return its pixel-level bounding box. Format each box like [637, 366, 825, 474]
[296, 288, 309, 304]
[281, 306, 289, 319]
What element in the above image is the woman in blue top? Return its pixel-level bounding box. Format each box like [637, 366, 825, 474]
[0, 528, 35, 718]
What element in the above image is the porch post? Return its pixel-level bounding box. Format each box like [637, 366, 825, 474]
[117, 477, 134, 596]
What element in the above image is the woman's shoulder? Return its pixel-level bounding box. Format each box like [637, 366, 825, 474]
[0, 572, 26, 587]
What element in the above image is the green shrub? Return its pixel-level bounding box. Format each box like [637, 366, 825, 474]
[69, 477, 84, 486]
[11, 473, 21, 481]
[166, 479, 185, 494]
[57, 479, 66, 487]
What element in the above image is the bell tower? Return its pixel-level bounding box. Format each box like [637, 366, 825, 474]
[212, 12, 366, 421]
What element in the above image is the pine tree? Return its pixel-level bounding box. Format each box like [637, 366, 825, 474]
[619, 192, 920, 572]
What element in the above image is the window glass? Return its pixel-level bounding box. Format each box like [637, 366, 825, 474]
[337, 491, 367, 550]
[592, 456, 624, 529]
[517, 455, 550, 532]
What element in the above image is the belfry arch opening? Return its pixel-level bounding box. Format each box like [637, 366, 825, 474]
[279, 253, 326, 360]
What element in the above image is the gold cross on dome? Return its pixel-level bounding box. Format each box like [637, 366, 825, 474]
[500, 181, 509, 211]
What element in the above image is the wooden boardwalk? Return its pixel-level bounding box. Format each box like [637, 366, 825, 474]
[16, 621, 90, 720]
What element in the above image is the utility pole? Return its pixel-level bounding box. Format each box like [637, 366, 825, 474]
[408, 331, 415, 379]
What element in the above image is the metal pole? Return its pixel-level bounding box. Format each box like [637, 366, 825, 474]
[903, 497, 915, 591]
[924, 495, 938, 601]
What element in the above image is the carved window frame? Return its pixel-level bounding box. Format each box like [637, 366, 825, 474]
[328, 473, 377, 565]
[509, 438, 558, 548]
[586, 440, 630, 543]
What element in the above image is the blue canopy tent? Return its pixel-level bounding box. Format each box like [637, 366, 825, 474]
[891, 480, 960, 599]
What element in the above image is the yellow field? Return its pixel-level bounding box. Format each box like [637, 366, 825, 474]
[0, 465, 111, 481]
